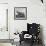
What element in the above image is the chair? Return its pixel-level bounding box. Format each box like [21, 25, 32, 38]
[19, 23, 40, 46]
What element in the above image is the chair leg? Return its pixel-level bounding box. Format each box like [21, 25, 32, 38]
[30, 42, 34, 46]
[20, 41, 21, 45]
[30, 39, 34, 46]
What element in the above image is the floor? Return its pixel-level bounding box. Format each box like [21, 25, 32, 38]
[0, 43, 13, 46]
[19, 41, 43, 46]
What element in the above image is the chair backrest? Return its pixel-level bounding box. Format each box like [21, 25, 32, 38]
[27, 23, 40, 35]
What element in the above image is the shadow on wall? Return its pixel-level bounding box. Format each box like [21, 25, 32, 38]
[40, 25, 45, 46]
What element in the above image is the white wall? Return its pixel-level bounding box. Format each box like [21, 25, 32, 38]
[9, 0, 43, 35]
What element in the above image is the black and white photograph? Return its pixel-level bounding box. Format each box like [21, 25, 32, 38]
[0, 0, 46, 46]
[14, 7, 27, 20]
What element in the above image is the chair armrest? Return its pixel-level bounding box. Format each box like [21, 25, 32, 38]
[19, 34, 24, 41]
[22, 31, 28, 35]
[19, 31, 27, 41]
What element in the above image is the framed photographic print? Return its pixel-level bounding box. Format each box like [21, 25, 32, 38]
[14, 7, 27, 20]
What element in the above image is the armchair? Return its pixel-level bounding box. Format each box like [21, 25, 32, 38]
[19, 23, 41, 46]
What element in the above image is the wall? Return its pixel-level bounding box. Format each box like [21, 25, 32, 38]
[9, 0, 44, 36]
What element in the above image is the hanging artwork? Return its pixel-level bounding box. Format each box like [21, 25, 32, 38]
[14, 7, 27, 20]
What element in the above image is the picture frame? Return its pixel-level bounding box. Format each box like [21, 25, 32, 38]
[14, 7, 27, 20]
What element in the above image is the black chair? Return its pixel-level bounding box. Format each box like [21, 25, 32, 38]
[19, 23, 40, 46]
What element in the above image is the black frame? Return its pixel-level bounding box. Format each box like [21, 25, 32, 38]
[14, 7, 27, 20]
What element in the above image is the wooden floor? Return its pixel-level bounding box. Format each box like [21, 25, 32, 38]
[0, 39, 14, 43]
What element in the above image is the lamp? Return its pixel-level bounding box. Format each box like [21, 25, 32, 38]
[41, 0, 43, 3]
